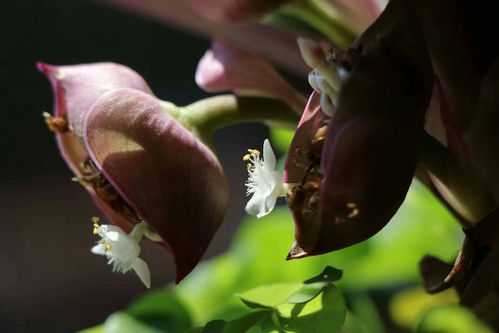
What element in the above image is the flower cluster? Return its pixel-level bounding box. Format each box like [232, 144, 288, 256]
[38, 5, 499, 324]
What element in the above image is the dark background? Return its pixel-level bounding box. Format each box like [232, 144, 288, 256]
[1, 1, 269, 331]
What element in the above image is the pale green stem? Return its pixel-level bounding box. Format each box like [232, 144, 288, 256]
[279, 1, 355, 47]
[174, 95, 299, 142]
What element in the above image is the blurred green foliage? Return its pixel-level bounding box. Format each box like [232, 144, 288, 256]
[80, 179, 493, 332]
[416, 306, 492, 333]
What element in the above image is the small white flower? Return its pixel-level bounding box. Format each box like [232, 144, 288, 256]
[244, 139, 287, 218]
[298, 37, 347, 117]
[91, 218, 151, 288]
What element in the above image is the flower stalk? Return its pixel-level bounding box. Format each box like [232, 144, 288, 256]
[180, 95, 299, 141]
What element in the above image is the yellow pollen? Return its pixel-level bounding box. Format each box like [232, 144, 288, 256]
[92, 217, 101, 234]
[247, 149, 260, 156]
[242, 148, 260, 166]
[243, 149, 260, 172]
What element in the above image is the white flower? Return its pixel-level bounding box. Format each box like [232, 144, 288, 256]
[298, 37, 346, 117]
[91, 218, 151, 288]
[244, 139, 287, 218]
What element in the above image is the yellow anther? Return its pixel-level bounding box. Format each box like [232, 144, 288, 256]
[72, 176, 88, 187]
[346, 202, 359, 218]
[243, 148, 260, 164]
[92, 217, 101, 234]
[247, 149, 260, 156]
[105, 243, 112, 252]
[43, 112, 69, 133]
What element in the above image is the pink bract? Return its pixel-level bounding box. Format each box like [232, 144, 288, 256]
[39, 62, 229, 282]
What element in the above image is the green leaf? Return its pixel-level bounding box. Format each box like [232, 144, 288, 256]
[239, 283, 302, 309]
[340, 180, 463, 289]
[304, 266, 343, 284]
[287, 266, 343, 304]
[278, 285, 347, 333]
[222, 310, 272, 333]
[178, 255, 246, 324]
[416, 305, 492, 333]
[341, 313, 370, 333]
[232, 209, 369, 289]
[202, 320, 227, 333]
[103, 313, 163, 333]
[260, 317, 280, 333]
[348, 294, 385, 333]
[287, 282, 328, 304]
[126, 288, 192, 332]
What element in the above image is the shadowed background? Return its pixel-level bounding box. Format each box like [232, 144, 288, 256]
[1, 1, 271, 331]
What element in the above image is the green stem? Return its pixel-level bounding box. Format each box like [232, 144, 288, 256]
[279, 1, 355, 47]
[179, 94, 299, 137]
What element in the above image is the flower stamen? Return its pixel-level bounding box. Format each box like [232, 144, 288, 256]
[43, 112, 69, 133]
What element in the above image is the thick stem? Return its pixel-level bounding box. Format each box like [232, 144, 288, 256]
[181, 94, 299, 136]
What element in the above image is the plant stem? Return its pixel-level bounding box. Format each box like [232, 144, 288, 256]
[279, 1, 355, 47]
[180, 95, 299, 136]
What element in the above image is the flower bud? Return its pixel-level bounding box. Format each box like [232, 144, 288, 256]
[39, 62, 229, 282]
[196, 41, 305, 113]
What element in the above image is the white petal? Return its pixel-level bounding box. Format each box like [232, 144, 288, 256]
[99, 225, 123, 234]
[132, 257, 151, 288]
[245, 192, 267, 218]
[261, 194, 278, 219]
[105, 230, 121, 242]
[263, 139, 276, 170]
[271, 171, 286, 197]
[91, 244, 107, 256]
